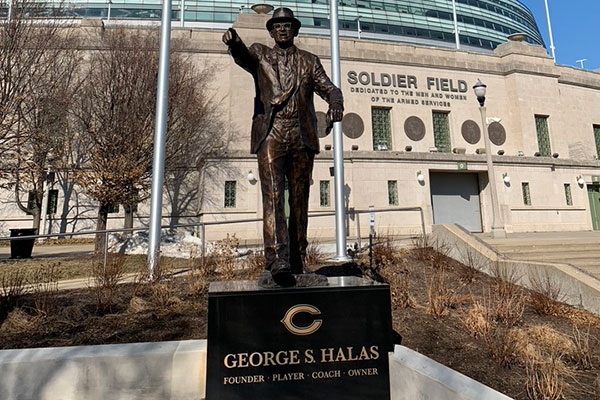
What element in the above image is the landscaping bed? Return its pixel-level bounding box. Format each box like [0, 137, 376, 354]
[1, 238, 599, 400]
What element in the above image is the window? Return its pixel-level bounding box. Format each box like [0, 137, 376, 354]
[319, 180, 330, 207]
[432, 111, 451, 152]
[521, 182, 531, 205]
[388, 180, 398, 206]
[535, 116, 551, 156]
[372, 107, 391, 151]
[224, 181, 236, 208]
[564, 184, 573, 206]
[25, 191, 36, 215]
[47, 189, 58, 214]
[594, 125, 600, 159]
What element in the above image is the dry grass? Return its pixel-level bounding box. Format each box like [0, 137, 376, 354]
[529, 271, 565, 316]
[29, 263, 60, 317]
[305, 240, 326, 266]
[242, 250, 265, 277]
[526, 355, 565, 400]
[426, 266, 454, 318]
[485, 326, 519, 368]
[571, 325, 593, 369]
[411, 232, 432, 262]
[490, 262, 523, 299]
[0, 269, 27, 319]
[463, 302, 491, 338]
[91, 254, 127, 312]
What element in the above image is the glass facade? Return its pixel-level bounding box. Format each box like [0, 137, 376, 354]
[319, 180, 330, 207]
[42, 0, 544, 52]
[535, 115, 551, 157]
[432, 111, 451, 153]
[372, 107, 391, 151]
[224, 180, 236, 208]
[521, 182, 531, 206]
[594, 125, 600, 159]
[388, 180, 398, 206]
[564, 183, 572, 206]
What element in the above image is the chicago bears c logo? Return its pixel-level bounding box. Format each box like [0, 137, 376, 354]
[281, 304, 323, 335]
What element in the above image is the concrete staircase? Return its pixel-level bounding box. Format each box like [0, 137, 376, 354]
[477, 231, 600, 280]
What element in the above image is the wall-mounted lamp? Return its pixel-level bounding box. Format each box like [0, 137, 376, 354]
[452, 147, 466, 154]
[577, 176, 585, 186]
[534, 152, 541, 157]
[497, 150, 505, 155]
[517, 151, 524, 156]
[324, 144, 332, 151]
[475, 148, 486, 154]
[247, 170, 257, 184]
[552, 153, 559, 158]
[405, 145, 412, 152]
[416, 171, 425, 183]
[502, 173, 511, 184]
[351, 145, 359, 151]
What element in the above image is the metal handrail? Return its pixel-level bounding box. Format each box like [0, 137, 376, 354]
[0, 206, 425, 269]
[0, 206, 425, 242]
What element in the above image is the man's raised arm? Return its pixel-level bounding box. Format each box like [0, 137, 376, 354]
[222, 28, 258, 75]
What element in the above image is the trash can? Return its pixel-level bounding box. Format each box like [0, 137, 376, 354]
[9, 228, 37, 259]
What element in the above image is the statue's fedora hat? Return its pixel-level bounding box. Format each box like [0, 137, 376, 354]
[266, 7, 301, 31]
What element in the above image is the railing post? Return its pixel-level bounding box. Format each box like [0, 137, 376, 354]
[103, 231, 109, 276]
[200, 222, 206, 266]
[355, 210, 361, 250]
[419, 207, 426, 238]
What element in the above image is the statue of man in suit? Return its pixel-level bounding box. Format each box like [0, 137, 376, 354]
[223, 7, 343, 286]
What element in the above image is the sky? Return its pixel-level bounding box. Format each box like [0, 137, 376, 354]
[521, 0, 599, 70]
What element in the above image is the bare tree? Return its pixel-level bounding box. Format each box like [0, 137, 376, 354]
[0, 0, 81, 232]
[74, 28, 230, 251]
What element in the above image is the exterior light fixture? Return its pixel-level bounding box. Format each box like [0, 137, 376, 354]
[497, 150, 505, 155]
[251, 3, 274, 14]
[577, 176, 585, 185]
[552, 153, 559, 158]
[472, 79, 487, 107]
[405, 145, 412, 152]
[502, 173, 510, 184]
[517, 151, 524, 156]
[247, 170, 257, 184]
[416, 171, 425, 183]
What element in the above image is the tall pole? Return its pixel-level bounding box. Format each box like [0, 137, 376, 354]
[147, 0, 172, 279]
[107, 0, 111, 21]
[544, 0, 556, 62]
[451, 0, 460, 49]
[7, 0, 12, 22]
[329, 0, 350, 261]
[479, 106, 506, 238]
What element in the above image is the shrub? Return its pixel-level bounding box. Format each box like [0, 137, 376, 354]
[529, 271, 565, 316]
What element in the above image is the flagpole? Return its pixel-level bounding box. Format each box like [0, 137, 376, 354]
[544, 0, 556, 62]
[329, 0, 350, 262]
[147, 0, 172, 279]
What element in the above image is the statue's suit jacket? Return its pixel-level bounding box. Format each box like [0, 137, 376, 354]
[228, 40, 343, 155]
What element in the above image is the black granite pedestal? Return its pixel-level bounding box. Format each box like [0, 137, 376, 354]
[206, 276, 393, 400]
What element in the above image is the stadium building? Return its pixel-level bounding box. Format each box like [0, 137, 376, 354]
[68, 0, 543, 52]
[1, 2, 600, 244]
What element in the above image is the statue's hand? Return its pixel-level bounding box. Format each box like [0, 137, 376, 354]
[222, 28, 240, 46]
[326, 103, 344, 130]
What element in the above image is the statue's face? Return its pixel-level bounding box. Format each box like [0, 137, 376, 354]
[270, 21, 297, 47]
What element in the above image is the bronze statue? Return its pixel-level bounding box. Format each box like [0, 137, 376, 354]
[223, 7, 343, 286]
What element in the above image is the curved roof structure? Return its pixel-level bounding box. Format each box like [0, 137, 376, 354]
[68, 0, 544, 52]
